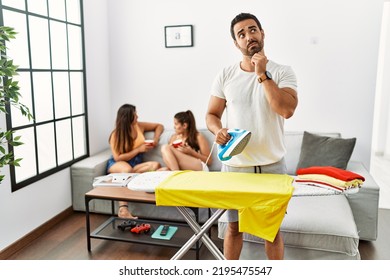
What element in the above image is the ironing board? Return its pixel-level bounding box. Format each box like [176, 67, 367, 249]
[153, 171, 294, 260]
[128, 170, 360, 260]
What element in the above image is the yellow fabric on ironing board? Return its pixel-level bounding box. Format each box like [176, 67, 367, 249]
[155, 171, 294, 242]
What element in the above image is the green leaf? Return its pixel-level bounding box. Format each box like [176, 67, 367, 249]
[12, 158, 22, 167]
[10, 141, 24, 146]
[0, 26, 30, 181]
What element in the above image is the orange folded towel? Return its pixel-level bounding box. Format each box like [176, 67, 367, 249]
[296, 166, 365, 182]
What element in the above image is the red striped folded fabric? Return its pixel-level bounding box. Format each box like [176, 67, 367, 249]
[296, 166, 365, 182]
[294, 179, 344, 192]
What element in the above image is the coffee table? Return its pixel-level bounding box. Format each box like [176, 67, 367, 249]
[85, 187, 204, 259]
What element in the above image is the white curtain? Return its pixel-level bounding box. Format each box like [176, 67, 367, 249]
[372, 1, 390, 159]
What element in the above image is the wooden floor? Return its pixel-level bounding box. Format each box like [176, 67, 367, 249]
[5, 209, 390, 260]
[359, 208, 390, 260]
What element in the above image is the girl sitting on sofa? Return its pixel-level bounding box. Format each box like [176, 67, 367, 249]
[161, 110, 212, 171]
[107, 104, 164, 219]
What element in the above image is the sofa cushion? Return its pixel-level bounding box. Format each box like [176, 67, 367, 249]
[71, 149, 112, 211]
[284, 132, 342, 175]
[296, 131, 356, 172]
[284, 132, 306, 175]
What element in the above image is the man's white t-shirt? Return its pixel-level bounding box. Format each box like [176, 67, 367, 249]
[210, 60, 298, 167]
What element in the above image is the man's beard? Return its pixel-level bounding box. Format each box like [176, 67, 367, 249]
[242, 39, 264, 57]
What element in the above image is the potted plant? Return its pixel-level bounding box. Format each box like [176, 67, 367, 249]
[0, 26, 33, 183]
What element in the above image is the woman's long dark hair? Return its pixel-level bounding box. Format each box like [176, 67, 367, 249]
[110, 104, 136, 154]
[174, 110, 200, 152]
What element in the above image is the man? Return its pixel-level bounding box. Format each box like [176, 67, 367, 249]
[206, 13, 298, 260]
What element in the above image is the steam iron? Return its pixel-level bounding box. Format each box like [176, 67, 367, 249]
[218, 129, 251, 161]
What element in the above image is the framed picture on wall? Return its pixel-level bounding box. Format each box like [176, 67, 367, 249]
[164, 25, 193, 48]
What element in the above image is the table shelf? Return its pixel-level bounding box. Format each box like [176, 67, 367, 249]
[85, 187, 204, 259]
[91, 217, 199, 249]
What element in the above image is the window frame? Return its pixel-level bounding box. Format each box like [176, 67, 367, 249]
[0, 0, 89, 192]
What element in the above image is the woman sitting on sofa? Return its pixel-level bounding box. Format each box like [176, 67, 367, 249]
[107, 104, 164, 219]
[161, 110, 212, 171]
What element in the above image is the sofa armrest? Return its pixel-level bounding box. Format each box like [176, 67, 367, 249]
[71, 149, 111, 211]
[345, 160, 380, 241]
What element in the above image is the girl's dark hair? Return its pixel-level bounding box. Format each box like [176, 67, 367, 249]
[230, 13, 262, 40]
[110, 104, 136, 154]
[174, 110, 200, 152]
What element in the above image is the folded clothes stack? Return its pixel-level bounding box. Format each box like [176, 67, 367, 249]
[294, 166, 365, 194]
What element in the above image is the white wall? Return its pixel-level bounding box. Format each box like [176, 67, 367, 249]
[83, 0, 112, 154]
[107, 0, 384, 169]
[0, 0, 111, 251]
[0, 0, 386, 252]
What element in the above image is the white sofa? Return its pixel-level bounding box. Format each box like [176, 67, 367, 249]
[71, 129, 379, 259]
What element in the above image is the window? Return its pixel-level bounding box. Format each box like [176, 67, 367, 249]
[0, 0, 89, 191]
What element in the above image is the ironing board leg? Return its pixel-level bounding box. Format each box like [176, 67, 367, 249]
[171, 207, 226, 260]
[177, 207, 225, 260]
